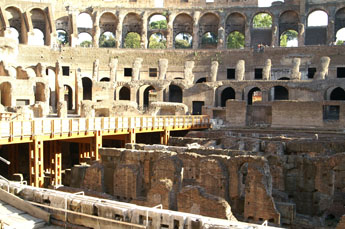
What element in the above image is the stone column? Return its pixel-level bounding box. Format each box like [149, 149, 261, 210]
[116, 11, 125, 48]
[262, 59, 272, 80]
[261, 90, 269, 102]
[315, 56, 330, 80]
[217, 27, 225, 49]
[141, 12, 148, 49]
[130, 86, 138, 104]
[244, 22, 251, 48]
[132, 58, 143, 81]
[236, 60, 245, 81]
[298, 20, 306, 47]
[69, 11, 79, 47]
[271, 15, 279, 47]
[209, 61, 219, 82]
[92, 12, 100, 48]
[327, 15, 335, 45]
[93, 59, 100, 81]
[290, 58, 301, 80]
[166, 13, 175, 49]
[184, 61, 195, 85]
[159, 59, 169, 80]
[192, 11, 200, 49]
[24, 11, 35, 45]
[109, 58, 118, 82]
[47, 6, 57, 48]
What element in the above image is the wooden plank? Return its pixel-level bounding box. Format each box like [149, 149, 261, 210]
[0, 189, 50, 223]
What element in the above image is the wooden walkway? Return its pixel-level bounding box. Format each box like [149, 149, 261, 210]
[0, 115, 210, 187]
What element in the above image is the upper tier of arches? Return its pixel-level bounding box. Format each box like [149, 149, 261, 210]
[1, 3, 345, 49]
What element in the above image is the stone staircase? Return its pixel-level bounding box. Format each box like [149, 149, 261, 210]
[0, 200, 47, 229]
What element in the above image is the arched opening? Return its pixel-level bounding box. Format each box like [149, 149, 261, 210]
[221, 87, 235, 107]
[78, 32, 92, 47]
[335, 8, 345, 45]
[248, 87, 262, 105]
[99, 12, 117, 47]
[330, 87, 345, 100]
[336, 28, 345, 45]
[173, 13, 193, 48]
[169, 85, 183, 103]
[5, 7, 26, 44]
[201, 32, 217, 49]
[0, 82, 12, 106]
[174, 32, 192, 49]
[82, 77, 92, 100]
[77, 13, 93, 29]
[199, 13, 219, 49]
[306, 10, 328, 45]
[56, 29, 68, 45]
[148, 33, 166, 49]
[124, 32, 141, 48]
[119, 87, 130, 100]
[122, 13, 142, 48]
[251, 13, 273, 46]
[280, 30, 298, 47]
[30, 8, 49, 46]
[279, 10, 299, 47]
[253, 13, 272, 28]
[64, 85, 73, 110]
[149, 14, 167, 30]
[31, 28, 44, 46]
[270, 86, 289, 100]
[100, 77, 110, 82]
[196, 78, 207, 83]
[227, 31, 244, 49]
[99, 31, 115, 47]
[144, 86, 155, 107]
[35, 82, 46, 102]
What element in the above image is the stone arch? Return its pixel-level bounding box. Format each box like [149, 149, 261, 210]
[330, 87, 345, 100]
[82, 77, 92, 100]
[306, 10, 328, 45]
[173, 13, 193, 48]
[251, 12, 273, 47]
[119, 86, 130, 100]
[64, 84, 73, 110]
[99, 12, 118, 35]
[5, 6, 27, 44]
[122, 13, 143, 47]
[269, 86, 289, 101]
[199, 12, 219, 48]
[29, 8, 50, 46]
[169, 84, 183, 103]
[0, 82, 12, 106]
[143, 85, 155, 107]
[247, 87, 262, 105]
[55, 16, 69, 45]
[78, 32, 92, 47]
[77, 12, 93, 29]
[220, 87, 236, 107]
[226, 12, 246, 36]
[279, 10, 299, 47]
[335, 7, 345, 43]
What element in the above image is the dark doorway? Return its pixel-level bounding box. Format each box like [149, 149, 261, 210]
[169, 85, 183, 103]
[144, 86, 155, 107]
[64, 85, 73, 110]
[193, 101, 204, 115]
[273, 86, 288, 100]
[82, 77, 92, 100]
[119, 87, 130, 100]
[330, 87, 345, 100]
[221, 87, 235, 107]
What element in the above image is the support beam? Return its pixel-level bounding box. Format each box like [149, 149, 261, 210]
[50, 141, 62, 187]
[126, 129, 136, 144]
[29, 138, 44, 187]
[91, 131, 102, 161]
[160, 129, 170, 145]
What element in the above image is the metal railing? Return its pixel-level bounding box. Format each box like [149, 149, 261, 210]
[0, 115, 210, 141]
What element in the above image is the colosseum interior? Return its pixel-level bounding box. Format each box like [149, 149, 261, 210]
[0, 0, 345, 228]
